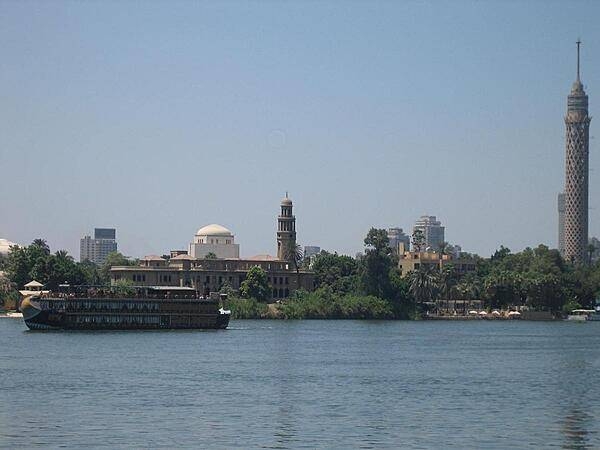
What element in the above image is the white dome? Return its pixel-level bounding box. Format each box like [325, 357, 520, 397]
[0, 238, 19, 255]
[195, 224, 233, 237]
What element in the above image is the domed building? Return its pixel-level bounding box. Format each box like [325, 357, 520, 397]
[111, 196, 315, 300]
[0, 238, 19, 256]
[189, 224, 240, 259]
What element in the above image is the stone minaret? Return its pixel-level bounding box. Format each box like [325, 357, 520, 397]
[277, 194, 296, 260]
[564, 40, 591, 264]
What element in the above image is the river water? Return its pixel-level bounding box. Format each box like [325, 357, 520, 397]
[1, 318, 599, 449]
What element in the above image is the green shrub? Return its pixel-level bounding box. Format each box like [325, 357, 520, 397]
[229, 297, 269, 319]
[278, 289, 394, 320]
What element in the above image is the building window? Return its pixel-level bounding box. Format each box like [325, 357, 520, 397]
[279, 277, 283, 285]
[285, 277, 289, 285]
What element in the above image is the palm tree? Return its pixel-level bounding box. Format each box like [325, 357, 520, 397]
[409, 266, 437, 311]
[437, 241, 451, 272]
[55, 250, 73, 261]
[438, 265, 456, 313]
[456, 273, 481, 314]
[32, 239, 50, 255]
[283, 243, 303, 288]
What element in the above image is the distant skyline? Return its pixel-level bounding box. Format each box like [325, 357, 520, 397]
[1, 1, 599, 259]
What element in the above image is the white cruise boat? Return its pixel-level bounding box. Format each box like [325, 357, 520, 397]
[566, 309, 598, 322]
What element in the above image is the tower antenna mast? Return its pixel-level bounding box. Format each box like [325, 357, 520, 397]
[576, 38, 581, 82]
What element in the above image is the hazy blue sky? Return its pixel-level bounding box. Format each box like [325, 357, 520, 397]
[1, 1, 600, 259]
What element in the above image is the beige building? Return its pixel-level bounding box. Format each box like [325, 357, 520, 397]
[398, 251, 476, 277]
[111, 196, 314, 300]
[111, 255, 313, 299]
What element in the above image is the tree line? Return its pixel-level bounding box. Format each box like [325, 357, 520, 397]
[0, 239, 135, 308]
[2, 233, 599, 317]
[229, 229, 600, 318]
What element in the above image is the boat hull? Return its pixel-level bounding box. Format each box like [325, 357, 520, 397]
[21, 297, 230, 331]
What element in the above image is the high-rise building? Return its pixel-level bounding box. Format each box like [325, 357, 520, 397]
[387, 228, 410, 254]
[558, 193, 565, 255]
[413, 216, 445, 252]
[563, 41, 591, 264]
[80, 228, 118, 265]
[304, 246, 321, 259]
[277, 194, 296, 260]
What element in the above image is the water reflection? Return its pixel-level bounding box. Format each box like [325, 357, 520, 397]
[556, 333, 598, 450]
[271, 323, 301, 448]
[562, 407, 592, 449]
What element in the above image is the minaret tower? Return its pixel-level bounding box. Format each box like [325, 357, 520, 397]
[564, 40, 591, 263]
[277, 193, 296, 260]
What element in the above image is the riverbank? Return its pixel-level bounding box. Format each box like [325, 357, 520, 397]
[0, 311, 23, 318]
[228, 295, 410, 320]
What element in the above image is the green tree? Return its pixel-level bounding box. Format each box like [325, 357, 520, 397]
[588, 243, 597, 265]
[437, 241, 451, 271]
[311, 251, 358, 294]
[359, 228, 394, 299]
[78, 259, 103, 285]
[5, 239, 54, 287]
[455, 272, 482, 313]
[32, 239, 50, 255]
[205, 252, 217, 260]
[491, 245, 511, 261]
[525, 272, 563, 311]
[100, 252, 136, 284]
[28, 240, 51, 283]
[409, 266, 437, 305]
[389, 268, 416, 318]
[239, 266, 270, 302]
[438, 265, 457, 312]
[219, 280, 236, 298]
[113, 278, 136, 296]
[412, 229, 425, 252]
[283, 243, 303, 273]
[45, 250, 86, 290]
[562, 299, 582, 313]
[5, 245, 31, 288]
[484, 270, 523, 309]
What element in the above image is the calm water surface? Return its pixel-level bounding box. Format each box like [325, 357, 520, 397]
[1, 318, 599, 449]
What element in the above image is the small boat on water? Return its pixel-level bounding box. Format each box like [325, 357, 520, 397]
[566, 309, 600, 322]
[20, 285, 231, 331]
